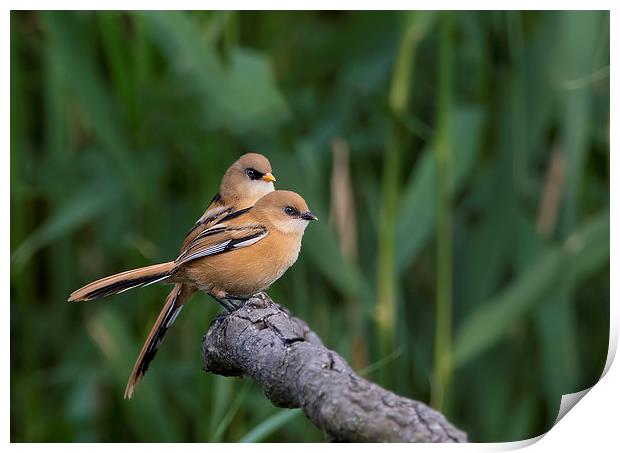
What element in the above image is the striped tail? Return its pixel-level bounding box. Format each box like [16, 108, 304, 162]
[124, 284, 193, 399]
[68, 262, 175, 302]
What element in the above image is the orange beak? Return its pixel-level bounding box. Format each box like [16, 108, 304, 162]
[262, 172, 276, 183]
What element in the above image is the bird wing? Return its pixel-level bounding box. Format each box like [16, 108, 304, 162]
[175, 216, 268, 267]
[182, 192, 235, 250]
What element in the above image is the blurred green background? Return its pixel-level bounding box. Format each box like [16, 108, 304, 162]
[10, 11, 609, 442]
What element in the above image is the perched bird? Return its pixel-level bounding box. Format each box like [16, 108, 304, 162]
[184, 152, 276, 245]
[173, 152, 277, 316]
[70, 152, 276, 397]
[69, 189, 317, 398]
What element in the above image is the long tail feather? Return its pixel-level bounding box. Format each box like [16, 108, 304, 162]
[124, 284, 193, 399]
[68, 262, 175, 302]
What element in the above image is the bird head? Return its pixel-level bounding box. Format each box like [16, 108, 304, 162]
[254, 190, 318, 235]
[221, 153, 276, 205]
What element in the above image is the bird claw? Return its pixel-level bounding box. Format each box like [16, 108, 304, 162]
[209, 294, 250, 312]
[210, 295, 236, 313]
[224, 295, 249, 311]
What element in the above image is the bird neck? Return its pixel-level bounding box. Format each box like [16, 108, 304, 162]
[223, 186, 273, 211]
[266, 218, 308, 237]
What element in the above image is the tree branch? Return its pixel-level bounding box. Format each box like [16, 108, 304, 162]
[202, 293, 467, 442]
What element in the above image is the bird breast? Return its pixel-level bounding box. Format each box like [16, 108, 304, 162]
[181, 231, 302, 298]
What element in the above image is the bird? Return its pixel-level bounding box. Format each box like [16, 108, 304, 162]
[174, 152, 276, 313]
[69, 189, 317, 398]
[183, 152, 276, 245]
[70, 152, 276, 397]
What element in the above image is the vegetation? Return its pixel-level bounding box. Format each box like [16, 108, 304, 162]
[11, 11, 609, 442]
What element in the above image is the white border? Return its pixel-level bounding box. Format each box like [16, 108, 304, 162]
[4, 2, 616, 450]
[1, 1, 617, 11]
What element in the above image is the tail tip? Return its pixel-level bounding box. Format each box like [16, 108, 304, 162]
[67, 292, 86, 302]
[124, 383, 135, 400]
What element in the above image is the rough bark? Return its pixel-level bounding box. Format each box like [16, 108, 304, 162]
[202, 293, 467, 442]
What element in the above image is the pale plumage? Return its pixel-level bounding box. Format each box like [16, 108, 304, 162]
[68, 174, 318, 399]
[183, 152, 275, 247]
[176, 191, 315, 298]
[69, 153, 279, 398]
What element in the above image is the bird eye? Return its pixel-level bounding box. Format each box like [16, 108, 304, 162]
[284, 206, 297, 216]
[244, 168, 264, 180]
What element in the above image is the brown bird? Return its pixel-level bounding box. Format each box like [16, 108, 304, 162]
[183, 152, 276, 246]
[70, 152, 276, 397]
[69, 189, 317, 398]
